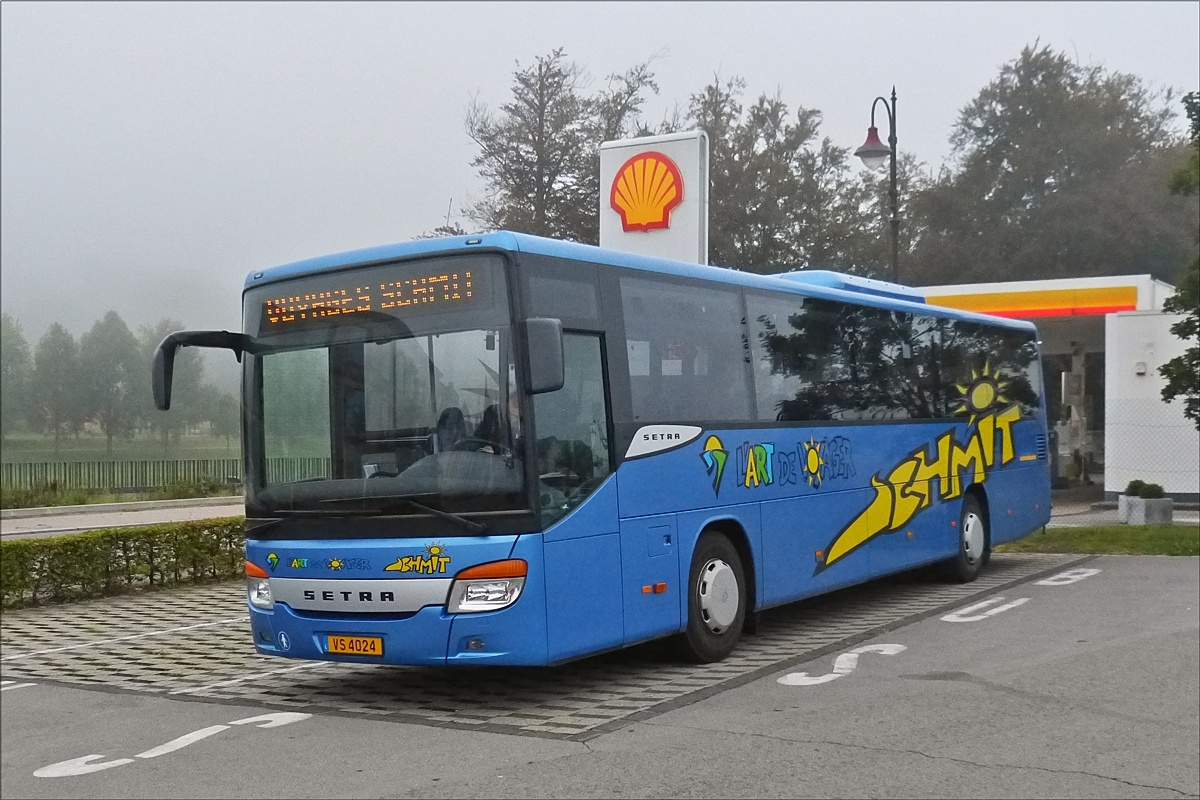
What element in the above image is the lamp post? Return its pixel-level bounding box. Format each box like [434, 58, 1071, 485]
[854, 87, 899, 283]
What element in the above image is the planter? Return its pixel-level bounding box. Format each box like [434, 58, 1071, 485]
[1126, 497, 1174, 526]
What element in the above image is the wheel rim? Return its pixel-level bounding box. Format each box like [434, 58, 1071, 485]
[697, 558, 739, 633]
[962, 511, 985, 563]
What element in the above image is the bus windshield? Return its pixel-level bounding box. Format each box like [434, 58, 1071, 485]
[241, 254, 529, 518]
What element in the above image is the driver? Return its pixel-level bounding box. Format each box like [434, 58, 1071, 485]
[474, 393, 521, 455]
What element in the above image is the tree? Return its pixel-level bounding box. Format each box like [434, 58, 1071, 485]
[464, 49, 658, 244]
[30, 324, 82, 456]
[1160, 91, 1200, 428]
[80, 311, 141, 456]
[137, 318, 207, 457]
[674, 75, 876, 274]
[415, 222, 468, 240]
[908, 43, 1197, 286]
[207, 388, 240, 451]
[1, 313, 33, 447]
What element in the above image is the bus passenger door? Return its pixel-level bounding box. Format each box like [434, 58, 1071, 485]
[534, 333, 626, 661]
[619, 514, 680, 644]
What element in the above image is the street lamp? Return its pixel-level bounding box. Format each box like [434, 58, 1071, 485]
[855, 87, 899, 283]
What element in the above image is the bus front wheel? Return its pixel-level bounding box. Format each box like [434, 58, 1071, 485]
[941, 493, 990, 583]
[676, 530, 747, 663]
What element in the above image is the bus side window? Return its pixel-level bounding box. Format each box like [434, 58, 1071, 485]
[621, 277, 750, 424]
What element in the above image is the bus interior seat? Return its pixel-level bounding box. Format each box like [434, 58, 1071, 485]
[474, 403, 502, 444]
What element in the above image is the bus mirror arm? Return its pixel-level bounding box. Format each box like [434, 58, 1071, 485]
[522, 318, 564, 395]
[152, 330, 250, 410]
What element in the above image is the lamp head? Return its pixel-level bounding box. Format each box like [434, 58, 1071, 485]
[855, 126, 891, 171]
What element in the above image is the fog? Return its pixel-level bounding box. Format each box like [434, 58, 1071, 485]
[2, 1, 1197, 352]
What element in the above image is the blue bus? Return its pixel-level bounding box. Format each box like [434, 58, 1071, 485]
[152, 231, 1051, 666]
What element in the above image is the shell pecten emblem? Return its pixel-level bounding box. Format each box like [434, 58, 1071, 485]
[610, 150, 684, 231]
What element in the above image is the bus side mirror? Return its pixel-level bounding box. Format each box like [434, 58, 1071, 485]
[152, 330, 250, 410]
[522, 318, 564, 394]
[152, 342, 176, 410]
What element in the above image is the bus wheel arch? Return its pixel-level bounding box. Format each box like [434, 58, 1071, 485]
[941, 486, 991, 583]
[675, 524, 750, 663]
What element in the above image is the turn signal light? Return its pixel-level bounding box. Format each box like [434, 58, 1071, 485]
[245, 561, 269, 578]
[454, 559, 528, 581]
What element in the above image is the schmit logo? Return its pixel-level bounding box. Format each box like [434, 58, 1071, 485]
[610, 151, 684, 232]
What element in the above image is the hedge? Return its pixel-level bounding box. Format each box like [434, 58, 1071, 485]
[1, 517, 245, 610]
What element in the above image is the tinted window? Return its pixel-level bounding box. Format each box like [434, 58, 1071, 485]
[528, 275, 599, 321]
[748, 293, 1041, 422]
[621, 277, 751, 424]
[746, 292, 809, 421]
[940, 320, 1041, 419]
[747, 294, 911, 421]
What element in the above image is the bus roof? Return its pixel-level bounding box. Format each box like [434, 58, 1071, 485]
[245, 231, 1037, 333]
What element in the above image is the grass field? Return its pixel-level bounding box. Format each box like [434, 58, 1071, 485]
[996, 524, 1200, 556]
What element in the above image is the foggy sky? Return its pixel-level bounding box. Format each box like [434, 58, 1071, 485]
[2, 1, 1198, 346]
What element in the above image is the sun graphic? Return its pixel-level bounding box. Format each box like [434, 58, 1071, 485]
[328, 558, 345, 570]
[424, 542, 446, 559]
[802, 437, 826, 488]
[953, 362, 1010, 423]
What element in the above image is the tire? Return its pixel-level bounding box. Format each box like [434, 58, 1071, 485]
[941, 493, 990, 583]
[675, 530, 747, 663]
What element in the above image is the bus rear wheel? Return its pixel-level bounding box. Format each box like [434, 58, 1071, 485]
[941, 493, 990, 583]
[675, 530, 747, 663]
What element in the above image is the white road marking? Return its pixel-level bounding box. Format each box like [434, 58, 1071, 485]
[0, 680, 36, 691]
[133, 725, 230, 759]
[34, 756, 135, 778]
[1036, 567, 1102, 586]
[941, 596, 1030, 622]
[1, 617, 246, 662]
[778, 643, 907, 686]
[35, 711, 310, 777]
[228, 712, 311, 728]
[168, 660, 328, 695]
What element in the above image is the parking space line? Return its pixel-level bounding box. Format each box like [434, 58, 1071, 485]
[169, 660, 330, 695]
[0, 617, 246, 662]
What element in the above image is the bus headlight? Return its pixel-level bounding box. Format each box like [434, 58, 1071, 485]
[245, 560, 274, 611]
[447, 559, 527, 614]
[247, 578, 274, 610]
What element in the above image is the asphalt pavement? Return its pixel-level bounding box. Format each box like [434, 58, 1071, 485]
[2, 554, 1196, 798]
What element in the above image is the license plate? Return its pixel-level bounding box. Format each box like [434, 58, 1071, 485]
[326, 635, 383, 656]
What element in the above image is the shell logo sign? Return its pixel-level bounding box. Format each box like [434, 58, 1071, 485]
[610, 151, 684, 232]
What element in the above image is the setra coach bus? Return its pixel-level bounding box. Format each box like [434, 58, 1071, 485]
[152, 231, 1051, 666]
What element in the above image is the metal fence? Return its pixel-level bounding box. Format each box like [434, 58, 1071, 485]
[0, 458, 331, 492]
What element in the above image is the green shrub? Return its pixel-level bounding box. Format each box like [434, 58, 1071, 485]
[1125, 479, 1147, 496]
[1138, 483, 1166, 499]
[0, 517, 245, 609]
[152, 477, 232, 500]
[0, 481, 94, 509]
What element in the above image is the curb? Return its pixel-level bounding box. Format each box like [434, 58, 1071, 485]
[1, 496, 245, 520]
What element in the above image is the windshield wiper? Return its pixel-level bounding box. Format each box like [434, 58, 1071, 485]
[318, 495, 486, 534]
[245, 508, 358, 537]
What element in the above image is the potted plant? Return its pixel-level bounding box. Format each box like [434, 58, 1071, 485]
[1118, 479, 1146, 524]
[1126, 482, 1174, 526]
